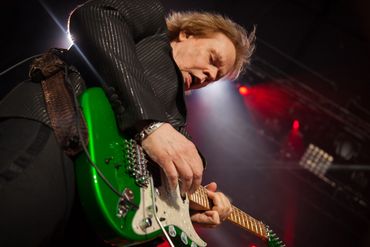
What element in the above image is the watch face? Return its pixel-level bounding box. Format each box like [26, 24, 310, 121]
[145, 122, 164, 136]
[135, 122, 164, 142]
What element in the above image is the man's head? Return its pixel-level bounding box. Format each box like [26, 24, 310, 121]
[166, 11, 255, 90]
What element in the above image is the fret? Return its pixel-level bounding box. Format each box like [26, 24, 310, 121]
[201, 190, 207, 208]
[230, 211, 236, 222]
[250, 216, 257, 234]
[234, 211, 239, 223]
[192, 187, 208, 209]
[198, 187, 207, 209]
[244, 212, 250, 230]
[203, 188, 210, 209]
[249, 215, 255, 232]
[232, 207, 264, 237]
[252, 218, 258, 234]
[253, 219, 260, 235]
[238, 210, 243, 226]
[197, 191, 203, 206]
[194, 192, 200, 205]
[234, 209, 240, 225]
[189, 193, 195, 205]
[239, 210, 245, 227]
[258, 222, 263, 236]
[241, 212, 249, 230]
[236, 208, 248, 231]
[233, 207, 247, 230]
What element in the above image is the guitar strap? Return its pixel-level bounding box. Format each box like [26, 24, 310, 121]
[29, 48, 88, 156]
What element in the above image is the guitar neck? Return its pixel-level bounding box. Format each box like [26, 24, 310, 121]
[189, 186, 268, 241]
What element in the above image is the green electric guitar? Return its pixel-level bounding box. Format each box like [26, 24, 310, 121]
[75, 87, 285, 247]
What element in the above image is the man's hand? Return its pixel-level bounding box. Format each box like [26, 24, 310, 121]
[141, 123, 203, 194]
[190, 182, 232, 228]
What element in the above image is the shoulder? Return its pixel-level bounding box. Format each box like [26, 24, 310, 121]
[70, 0, 167, 38]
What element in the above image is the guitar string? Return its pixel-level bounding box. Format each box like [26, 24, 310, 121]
[149, 177, 175, 247]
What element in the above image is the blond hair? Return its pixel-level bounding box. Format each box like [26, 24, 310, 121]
[166, 11, 256, 79]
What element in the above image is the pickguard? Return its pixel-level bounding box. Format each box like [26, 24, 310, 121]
[131, 175, 207, 247]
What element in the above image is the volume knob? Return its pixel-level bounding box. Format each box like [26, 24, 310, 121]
[140, 217, 152, 230]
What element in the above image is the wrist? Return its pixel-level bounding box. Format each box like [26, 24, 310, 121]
[135, 121, 164, 143]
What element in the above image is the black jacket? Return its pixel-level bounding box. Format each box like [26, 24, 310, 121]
[68, 0, 187, 132]
[0, 0, 188, 136]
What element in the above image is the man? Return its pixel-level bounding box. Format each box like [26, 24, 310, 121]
[0, 0, 255, 246]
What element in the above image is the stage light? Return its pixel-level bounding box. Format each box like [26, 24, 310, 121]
[292, 119, 300, 131]
[239, 85, 249, 95]
[299, 144, 334, 177]
[334, 133, 360, 161]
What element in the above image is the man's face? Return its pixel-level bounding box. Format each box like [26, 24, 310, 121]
[171, 32, 236, 91]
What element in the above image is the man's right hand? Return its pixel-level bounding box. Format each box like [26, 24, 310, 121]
[141, 123, 203, 194]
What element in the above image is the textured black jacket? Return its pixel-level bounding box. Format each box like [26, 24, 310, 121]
[68, 0, 187, 132]
[0, 0, 187, 136]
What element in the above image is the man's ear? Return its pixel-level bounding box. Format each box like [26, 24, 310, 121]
[178, 31, 193, 41]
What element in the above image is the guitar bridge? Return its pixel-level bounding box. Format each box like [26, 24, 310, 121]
[126, 139, 150, 187]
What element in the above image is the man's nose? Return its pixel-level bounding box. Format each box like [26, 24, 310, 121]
[203, 67, 218, 83]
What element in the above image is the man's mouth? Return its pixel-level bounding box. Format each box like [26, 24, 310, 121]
[183, 73, 192, 89]
[190, 74, 197, 85]
[183, 73, 199, 90]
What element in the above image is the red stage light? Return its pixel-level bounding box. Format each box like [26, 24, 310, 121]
[239, 85, 249, 95]
[292, 119, 300, 130]
[249, 244, 257, 247]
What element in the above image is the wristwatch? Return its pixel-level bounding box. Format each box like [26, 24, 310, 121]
[135, 122, 164, 142]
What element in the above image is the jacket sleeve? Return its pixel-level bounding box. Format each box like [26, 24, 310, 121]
[68, 0, 169, 131]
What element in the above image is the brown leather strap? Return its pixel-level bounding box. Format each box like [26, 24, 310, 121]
[32, 50, 88, 156]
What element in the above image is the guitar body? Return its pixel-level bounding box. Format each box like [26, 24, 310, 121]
[75, 87, 206, 246]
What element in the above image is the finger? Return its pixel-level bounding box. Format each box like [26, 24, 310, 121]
[204, 182, 217, 192]
[218, 193, 232, 220]
[207, 191, 230, 220]
[189, 167, 202, 194]
[218, 192, 232, 214]
[161, 161, 179, 191]
[173, 156, 193, 194]
[204, 211, 221, 227]
[187, 151, 203, 194]
[208, 192, 224, 217]
[191, 211, 220, 228]
[206, 189, 220, 204]
[224, 195, 233, 216]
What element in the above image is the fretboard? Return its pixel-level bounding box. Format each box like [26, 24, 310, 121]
[189, 186, 268, 240]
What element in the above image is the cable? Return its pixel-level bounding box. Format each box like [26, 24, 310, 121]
[0, 54, 43, 77]
[64, 65, 123, 198]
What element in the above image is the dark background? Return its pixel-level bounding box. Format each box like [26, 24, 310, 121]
[1, 0, 369, 246]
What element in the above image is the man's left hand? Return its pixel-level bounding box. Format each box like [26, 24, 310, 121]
[190, 182, 232, 228]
